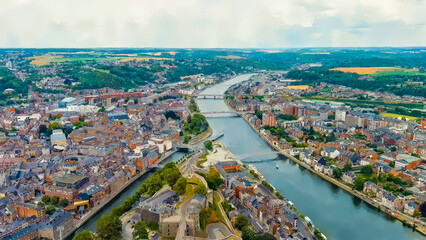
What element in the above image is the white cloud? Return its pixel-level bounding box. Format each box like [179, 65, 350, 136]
[0, 0, 424, 48]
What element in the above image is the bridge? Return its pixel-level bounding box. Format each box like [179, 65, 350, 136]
[236, 151, 282, 160]
[201, 111, 242, 115]
[240, 158, 280, 163]
[190, 94, 226, 99]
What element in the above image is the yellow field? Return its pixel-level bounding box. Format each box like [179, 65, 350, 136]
[27, 55, 64, 66]
[115, 57, 173, 62]
[302, 52, 330, 55]
[141, 51, 178, 56]
[380, 113, 419, 121]
[330, 67, 417, 75]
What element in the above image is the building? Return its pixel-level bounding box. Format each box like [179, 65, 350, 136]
[50, 129, 67, 147]
[336, 110, 346, 121]
[58, 97, 77, 108]
[262, 112, 276, 127]
[342, 172, 356, 184]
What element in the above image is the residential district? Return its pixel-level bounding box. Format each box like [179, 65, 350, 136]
[0, 69, 426, 240]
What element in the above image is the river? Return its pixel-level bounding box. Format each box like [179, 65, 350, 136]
[197, 74, 423, 240]
[70, 151, 187, 237]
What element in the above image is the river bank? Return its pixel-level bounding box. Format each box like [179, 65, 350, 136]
[67, 149, 184, 239]
[189, 126, 212, 145]
[191, 73, 423, 239]
[237, 111, 426, 237]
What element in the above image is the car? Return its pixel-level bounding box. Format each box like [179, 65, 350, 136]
[150, 232, 157, 237]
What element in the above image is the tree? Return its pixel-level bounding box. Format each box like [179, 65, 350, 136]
[204, 140, 213, 151]
[194, 184, 207, 196]
[183, 135, 190, 144]
[259, 233, 277, 240]
[308, 126, 315, 135]
[73, 230, 95, 240]
[413, 209, 421, 218]
[41, 195, 50, 204]
[221, 199, 235, 214]
[162, 168, 181, 187]
[174, 177, 188, 195]
[361, 165, 374, 177]
[146, 221, 159, 231]
[234, 214, 249, 230]
[60, 199, 69, 208]
[145, 174, 163, 196]
[96, 213, 122, 240]
[133, 221, 148, 240]
[353, 175, 366, 191]
[419, 202, 426, 217]
[49, 122, 61, 130]
[343, 162, 352, 172]
[242, 226, 257, 240]
[199, 209, 210, 230]
[325, 132, 336, 142]
[46, 205, 56, 215]
[314, 229, 325, 240]
[203, 169, 224, 190]
[333, 168, 343, 179]
[51, 196, 60, 205]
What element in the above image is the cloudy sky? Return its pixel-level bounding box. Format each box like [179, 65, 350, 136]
[1, 0, 425, 48]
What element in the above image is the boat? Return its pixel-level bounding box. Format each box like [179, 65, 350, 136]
[276, 164, 279, 169]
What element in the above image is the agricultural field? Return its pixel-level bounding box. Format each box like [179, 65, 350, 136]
[330, 67, 425, 76]
[28, 55, 112, 65]
[28, 53, 173, 65]
[115, 56, 173, 62]
[140, 51, 178, 56]
[380, 113, 419, 121]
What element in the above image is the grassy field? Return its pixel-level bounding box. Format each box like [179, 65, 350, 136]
[195, 153, 208, 168]
[380, 113, 419, 121]
[176, 176, 203, 208]
[330, 67, 425, 76]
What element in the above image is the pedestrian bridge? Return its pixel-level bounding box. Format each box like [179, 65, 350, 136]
[236, 151, 282, 160]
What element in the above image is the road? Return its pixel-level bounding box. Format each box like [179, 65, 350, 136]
[206, 223, 232, 239]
